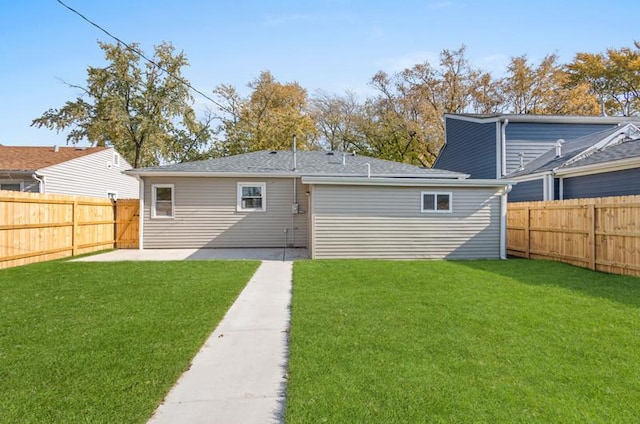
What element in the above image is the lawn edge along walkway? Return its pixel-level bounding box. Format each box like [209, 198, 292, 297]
[147, 260, 292, 424]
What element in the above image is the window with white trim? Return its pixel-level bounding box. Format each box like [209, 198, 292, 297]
[237, 182, 266, 212]
[421, 192, 452, 213]
[152, 184, 174, 218]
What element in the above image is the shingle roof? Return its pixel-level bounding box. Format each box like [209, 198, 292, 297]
[563, 138, 640, 169]
[131, 150, 465, 178]
[0, 146, 107, 171]
[506, 124, 640, 178]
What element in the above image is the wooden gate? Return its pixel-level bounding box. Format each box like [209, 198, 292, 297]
[115, 199, 139, 249]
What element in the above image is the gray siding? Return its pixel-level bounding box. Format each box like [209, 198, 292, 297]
[505, 140, 557, 175]
[311, 185, 501, 259]
[508, 179, 544, 202]
[505, 122, 616, 141]
[562, 168, 640, 199]
[143, 177, 308, 248]
[436, 118, 497, 178]
[39, 148, 138, 198]
[505, 123, 617, 175]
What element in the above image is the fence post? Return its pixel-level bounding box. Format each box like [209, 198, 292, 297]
[525, 206, 531, 258]
[588, 204, 596, 270]
[72, 200, 78, 256]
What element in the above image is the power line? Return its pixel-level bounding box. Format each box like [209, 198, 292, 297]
[55, 0, 224, 109]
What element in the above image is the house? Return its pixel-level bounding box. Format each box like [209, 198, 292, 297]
[506, 123, 640, 201]
[125, 150, 513, 259]
[434, 113, 640, 180]
[0, 145, 138, 199]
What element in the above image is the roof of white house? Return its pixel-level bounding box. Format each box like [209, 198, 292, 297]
[0, 146, 108, 172]
[127, 150, 468, 179]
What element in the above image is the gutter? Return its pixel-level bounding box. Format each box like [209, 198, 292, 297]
[301, 176, 513, 188]
[31, 172, 45, 193]
[125, 170, 469, 179]
[500, 183, 513, 260]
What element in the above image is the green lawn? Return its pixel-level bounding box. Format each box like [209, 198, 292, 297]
[286, 259, 640, 423]
[0, 260, 259, 424]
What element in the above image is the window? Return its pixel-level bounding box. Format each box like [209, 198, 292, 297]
[237, 182, 266, 212]
[421, 192, 452, 213]
[152, 184, 174, 218]
[1, 182, 22, 191]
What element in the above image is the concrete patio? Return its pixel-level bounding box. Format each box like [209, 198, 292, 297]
[73, 248, 309, 262]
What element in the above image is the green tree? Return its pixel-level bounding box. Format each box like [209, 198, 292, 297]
[566, 41, 640, 116]
[503, 54, 598, 115]
[31, 41, 211, 167]
[310, 90, 362, 152]
[212, 71, 318, 154]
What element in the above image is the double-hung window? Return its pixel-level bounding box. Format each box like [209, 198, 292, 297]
[421, 192, 452, 213]
[152, 184, 174, 218]
[237, 182, 266, 212]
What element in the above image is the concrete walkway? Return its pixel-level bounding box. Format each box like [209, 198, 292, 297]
[147, 260, 293, 424]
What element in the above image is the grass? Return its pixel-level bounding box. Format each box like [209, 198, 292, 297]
[0, 260, 259, 423]
[286, 259, 640, 423]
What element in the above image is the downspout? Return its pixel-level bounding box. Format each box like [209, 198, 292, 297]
[138, 177, 144, 250]
[500, 183, 513, 260]
[31, 173, 45, 193]
[292, 177, 297, 247]
[501, 119, 509, 177]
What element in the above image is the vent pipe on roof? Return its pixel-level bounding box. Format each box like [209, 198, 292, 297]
[518, 152, 525, 170]
[53, 145, 59, 152]
[342, 152, 346, 166]
[555, 139, 564, 158]
[601, 99, 607, 117]
[292, 134, 297, 171]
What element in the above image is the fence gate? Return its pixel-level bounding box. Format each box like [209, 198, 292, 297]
[115, 199, 139, 249]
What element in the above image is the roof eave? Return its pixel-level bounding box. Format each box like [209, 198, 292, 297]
[554, 156, 640, 177]
[302, 176, 512, 188]
[445, 113, 640, 125]
[125, 170, 466, 179]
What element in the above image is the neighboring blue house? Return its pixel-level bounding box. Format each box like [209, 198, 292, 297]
[435, 113, 639, 180]
[505, 123, 640, 201]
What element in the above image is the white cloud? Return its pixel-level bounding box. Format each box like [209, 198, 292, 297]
[377, 50, 440, 73]
[262, 13, 315, 27]
[428, 1, 454, 10]
[473, 53, 510, 77]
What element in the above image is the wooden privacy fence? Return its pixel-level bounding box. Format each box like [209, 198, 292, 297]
[0, 191, 139, 269]
[507, 195, 640, 277]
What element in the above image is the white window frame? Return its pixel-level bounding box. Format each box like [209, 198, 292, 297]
[152, 184, 175, 218]
[421, 191, 452, 213]
[237, 182, 266, 212]
[0, 180, 24, 191]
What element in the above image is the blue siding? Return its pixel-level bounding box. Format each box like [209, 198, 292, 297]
[509, 179, 544, 202]
[506, 123, 616, 142]
[436, 118, 497, 178]
[562, 168, 640, 199]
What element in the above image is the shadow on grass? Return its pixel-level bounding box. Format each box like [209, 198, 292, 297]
[457, 258, 640, 309]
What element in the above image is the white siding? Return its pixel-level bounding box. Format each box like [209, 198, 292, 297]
[38, 148, 138, 198]
[143, 176, 308, 248]
[505, 140, 555, 175]
[311, 185, 501, 259]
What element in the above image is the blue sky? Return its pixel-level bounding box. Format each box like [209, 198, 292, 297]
[1, 0, 638, 146]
